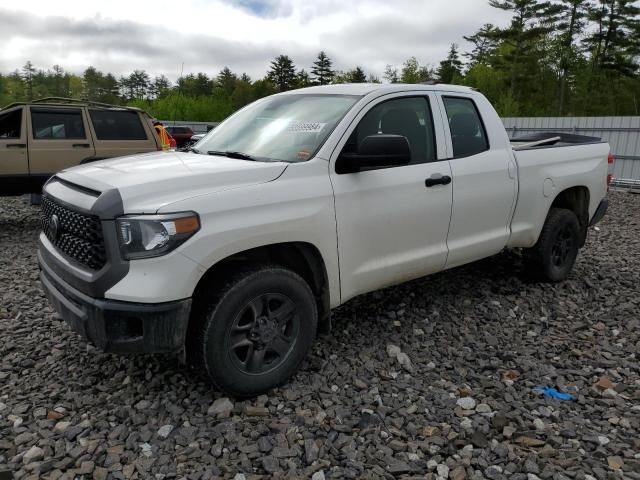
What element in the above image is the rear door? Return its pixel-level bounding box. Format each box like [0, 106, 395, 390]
[27, 106, 96, 175]
[88, 109, 158, 158]
[438, 94, 517, 268]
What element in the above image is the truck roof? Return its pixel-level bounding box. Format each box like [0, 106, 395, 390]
[284, 83, 476, 96]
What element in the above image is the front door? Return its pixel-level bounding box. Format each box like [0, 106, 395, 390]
[27, 106, 96, 176]
[0, 107, 29, 194]
[330, 94, 453, 302]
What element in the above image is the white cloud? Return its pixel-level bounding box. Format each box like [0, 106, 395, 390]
[0, 1, 512, 80]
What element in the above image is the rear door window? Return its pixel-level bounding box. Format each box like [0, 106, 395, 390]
[0, 109, 22, 139]
[31, 108, 86, 139]
[89, 110, 148, 140]
[443, 97, 489, 158]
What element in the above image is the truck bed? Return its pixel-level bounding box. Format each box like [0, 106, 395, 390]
[507, 138, 610, 248]
[510, 132, 606, 150]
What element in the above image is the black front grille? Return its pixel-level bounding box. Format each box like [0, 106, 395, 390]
[41, 196, 107, 270]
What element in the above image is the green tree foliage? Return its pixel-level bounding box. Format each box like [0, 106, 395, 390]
[217, 67, 237, 96]
[384, 65, 399, 83]
[1, 3, 639, 122]
[348, 67, 367, 83]
[333, 67, 369, 83]
[82, 67, 119, 103]
[268, 55, 296, 91]
[436, 44, 464, 83]
[311, 51, 335, 85]
[463, 24, 500, 65]
[400, 57, 434, 83]
[149, 75, 171, 99]
[296, 69, 311, 88]
[460, 0, 640, 116]
[22, 61, 36, 101]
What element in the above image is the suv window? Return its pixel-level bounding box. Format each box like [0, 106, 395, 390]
[0, 109, 22, 139]
[443, 97, 489, 158]
[89, 110, 147, 140]
[342, 96, 436, 166]
[31, 108, 86, 139]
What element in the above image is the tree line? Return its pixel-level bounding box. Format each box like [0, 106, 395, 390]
[1, 0, 638, 120]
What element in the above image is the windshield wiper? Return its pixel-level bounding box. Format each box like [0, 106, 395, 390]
[207, 150, 257, 161]
[185, 146, 201, 154]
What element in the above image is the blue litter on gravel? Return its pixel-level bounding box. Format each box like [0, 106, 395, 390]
[533, 386, 573, 401]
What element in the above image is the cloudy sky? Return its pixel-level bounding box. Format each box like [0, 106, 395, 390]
[0, 0, 512, 81]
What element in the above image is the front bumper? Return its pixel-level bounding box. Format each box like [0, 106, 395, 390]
[590, 198, 609, 226]
[40, 252, 191, 354]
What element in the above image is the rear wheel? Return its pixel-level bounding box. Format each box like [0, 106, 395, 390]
[526, 208, 581, 282]
[187, 266, 317, 397]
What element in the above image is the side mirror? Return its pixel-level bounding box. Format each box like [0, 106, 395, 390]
[336, 134, 411, 174]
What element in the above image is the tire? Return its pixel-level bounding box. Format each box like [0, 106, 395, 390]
[526, 208, 581, 282]
[187, 266, 317, 397]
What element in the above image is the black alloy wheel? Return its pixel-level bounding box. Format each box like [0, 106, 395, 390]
[526, 207, 581, 282]
[226, 293, 300, 375]
[550, 223, 576, 268]
[187, 266, 317, 397]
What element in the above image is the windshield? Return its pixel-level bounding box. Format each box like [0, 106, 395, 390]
[194, 94, 361, 162]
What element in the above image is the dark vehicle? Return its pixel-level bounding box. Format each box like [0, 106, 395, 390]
[165, 126, 194, 148]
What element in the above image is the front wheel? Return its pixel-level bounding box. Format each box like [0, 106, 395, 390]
[188, 267, 317, 397]
[525, 208, 581, 282]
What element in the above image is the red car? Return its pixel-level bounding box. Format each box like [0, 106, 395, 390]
[165, 126, 194, 148]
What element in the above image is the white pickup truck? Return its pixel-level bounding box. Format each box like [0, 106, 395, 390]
[38, 84, 611, 396]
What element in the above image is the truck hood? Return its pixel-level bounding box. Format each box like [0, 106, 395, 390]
[57, 151, 288, 213]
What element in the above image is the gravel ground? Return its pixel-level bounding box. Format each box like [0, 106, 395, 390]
[1, 192, 639, 480]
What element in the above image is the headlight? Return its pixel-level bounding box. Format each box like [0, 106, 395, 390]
[116, 213, 200, 260]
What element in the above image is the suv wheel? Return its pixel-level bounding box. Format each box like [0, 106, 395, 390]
[187, 267, 317, 397]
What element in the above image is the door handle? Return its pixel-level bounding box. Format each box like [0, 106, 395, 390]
[6, 143, 26, 149]
[72, 143, 91, 148]
[425, 174, 452, 187]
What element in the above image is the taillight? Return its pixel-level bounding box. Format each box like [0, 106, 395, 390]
[607, 153, 615, 190]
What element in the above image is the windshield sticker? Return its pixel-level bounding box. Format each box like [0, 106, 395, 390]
[296, 149, 313, 160]
[287, 122, 327, 133]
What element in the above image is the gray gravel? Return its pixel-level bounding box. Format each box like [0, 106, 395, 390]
[1, 192, 639, 480]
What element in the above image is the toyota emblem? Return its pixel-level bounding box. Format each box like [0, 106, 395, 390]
[50, 214, 60, 240]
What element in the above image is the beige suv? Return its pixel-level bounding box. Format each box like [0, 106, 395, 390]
[0, 98, 161, 195]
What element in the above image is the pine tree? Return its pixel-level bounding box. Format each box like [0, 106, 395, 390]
[436, 44, 464, 83]
[384, 65, 399, 83]
[127, 70, 150, 100]
[21, 61, 36, 101]
[217, 67, 237, 96]
[311, 51, 335, 85]
[52, 64, 65, 97]
[150, 75, 171, 99]
[463, 24, 500, 65]
[83, 66, 104, 100]
[101, 74, 120, 104]
[348, 67, 367, 83]
[194, 73, 213, 96]
[551, 0, 591, 114]
[296, 69, 311, 88]
[583, 0, 640, 75]
[400, 57, 433, 83]
[268, 55, 297, 91]
[488, 0, 555, 102]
